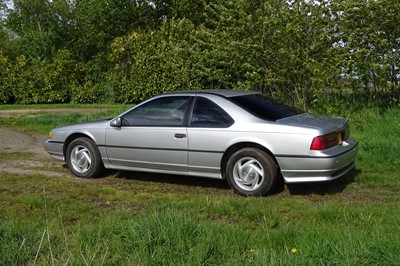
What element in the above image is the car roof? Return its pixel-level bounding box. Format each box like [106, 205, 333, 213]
[165, 90, 258, 98]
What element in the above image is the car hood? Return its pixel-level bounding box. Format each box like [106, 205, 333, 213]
[54, 118, 111, 131]
[278, 113, 348, 133]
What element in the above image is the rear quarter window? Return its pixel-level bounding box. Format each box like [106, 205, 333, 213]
[229, 94, 302, 121]
[190, 97, 234, 128]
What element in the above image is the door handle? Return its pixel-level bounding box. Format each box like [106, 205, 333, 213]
[174, 133, 187, 138]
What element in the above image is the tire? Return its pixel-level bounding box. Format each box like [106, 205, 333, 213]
[66, 137, 104, 178]
[226, 148, 277, 196]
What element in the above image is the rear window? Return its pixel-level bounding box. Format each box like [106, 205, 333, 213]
[229, 94, 302, 121]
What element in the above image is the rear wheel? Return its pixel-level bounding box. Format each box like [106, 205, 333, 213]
[66, 137, 104, 178]
[226, 148, 277, 196]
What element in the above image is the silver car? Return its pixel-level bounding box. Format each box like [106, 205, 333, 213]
[44, 90, 358, 196]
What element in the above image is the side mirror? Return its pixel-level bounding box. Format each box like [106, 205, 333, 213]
[110, 117, 122, 127]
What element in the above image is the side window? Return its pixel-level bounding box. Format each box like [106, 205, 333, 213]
[190, 97, 234, 128]
[122, 96, 189, 126]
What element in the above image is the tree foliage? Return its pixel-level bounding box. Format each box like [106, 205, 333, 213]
[0, 0, 399, 110]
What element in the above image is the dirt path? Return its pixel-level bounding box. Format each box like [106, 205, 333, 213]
[0, 127, 46, 155]
[0, 108, 110, 118]
[0, 127, 231, 194]
[0, 107, 112, 177]
[0, 128, 67, 177]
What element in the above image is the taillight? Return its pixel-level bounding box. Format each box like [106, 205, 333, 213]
[310, 132, 339, 150]
[311, 126, 350, 150]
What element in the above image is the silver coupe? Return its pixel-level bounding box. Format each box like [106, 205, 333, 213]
[44, 90, 358, 196]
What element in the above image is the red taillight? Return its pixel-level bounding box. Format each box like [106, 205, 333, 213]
[310, 132, 339, 150]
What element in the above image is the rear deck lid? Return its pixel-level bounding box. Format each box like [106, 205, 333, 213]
[278, 113, 348, 134]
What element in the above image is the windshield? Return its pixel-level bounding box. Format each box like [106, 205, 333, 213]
[229, 94, 302, 121]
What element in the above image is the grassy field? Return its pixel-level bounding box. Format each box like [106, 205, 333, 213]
[0, 106, 399, 265]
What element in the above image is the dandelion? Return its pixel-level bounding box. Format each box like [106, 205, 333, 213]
[291, 248, 297, 254]
[249, 248, 256, 253]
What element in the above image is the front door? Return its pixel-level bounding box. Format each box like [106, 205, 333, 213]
[105, 96, 190, 172]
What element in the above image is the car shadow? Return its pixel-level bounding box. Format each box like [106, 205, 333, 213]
[62, 163, 231, 191]
[63, 164, 360, 196]
[112, 170, 231, 191]
[285, 168, 360, 195]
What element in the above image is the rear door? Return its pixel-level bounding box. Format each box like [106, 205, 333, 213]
[105, 96, 190, 172]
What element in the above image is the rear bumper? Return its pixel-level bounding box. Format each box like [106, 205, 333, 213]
[44, 140, 64, 161]
[277, 139, 358, 183]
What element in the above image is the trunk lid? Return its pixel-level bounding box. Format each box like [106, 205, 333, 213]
[278, 113, 348, 134]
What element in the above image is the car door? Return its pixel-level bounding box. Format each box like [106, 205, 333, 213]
[187, 96, 235, 177]
[105, 96, 190, 172]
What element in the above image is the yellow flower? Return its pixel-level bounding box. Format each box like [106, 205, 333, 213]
[249, 248, 256, 253]
[291, 248, 297, 253]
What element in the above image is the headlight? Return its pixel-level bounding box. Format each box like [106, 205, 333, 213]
[48, 131, 53, 139]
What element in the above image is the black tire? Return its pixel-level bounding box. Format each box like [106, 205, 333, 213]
[226, 148, 277, 196]
[66, 137, 104, 178]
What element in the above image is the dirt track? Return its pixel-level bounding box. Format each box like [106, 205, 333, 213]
[0, 127, 67, 177]
[0, 107, 110, 177]
[0, 108, 110, 118]
[0, 126, 232, 194]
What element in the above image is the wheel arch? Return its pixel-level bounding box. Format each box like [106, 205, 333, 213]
[220, 142, 281, 179]
[63, 133, 95, 158]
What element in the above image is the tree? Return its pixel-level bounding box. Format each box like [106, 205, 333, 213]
[6, 0, 58, 60]
[331, 0, 400, 106]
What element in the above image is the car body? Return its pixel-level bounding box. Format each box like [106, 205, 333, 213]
[44, 90, 358, 196]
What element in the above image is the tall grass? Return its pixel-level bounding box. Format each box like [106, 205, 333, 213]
[1, 192, 399, 265]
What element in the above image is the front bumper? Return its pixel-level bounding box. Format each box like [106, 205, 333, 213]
[277, 138, 359, 183]
[44, 140, 64, 161]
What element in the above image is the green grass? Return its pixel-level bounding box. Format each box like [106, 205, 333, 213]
[0, 152, 33, 160]
[0, 106, 400, 265]
[1, 174, 399, 265]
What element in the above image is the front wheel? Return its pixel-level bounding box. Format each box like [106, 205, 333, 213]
[66, 137, 104, 178]
[226, 148, 277, 196]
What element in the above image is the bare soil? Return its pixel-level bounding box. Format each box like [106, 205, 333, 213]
[0, 125, 232, 195]
[0, 127, 67, 177]
[0, 108, 109, 118]
[0, 107, 109, 177]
